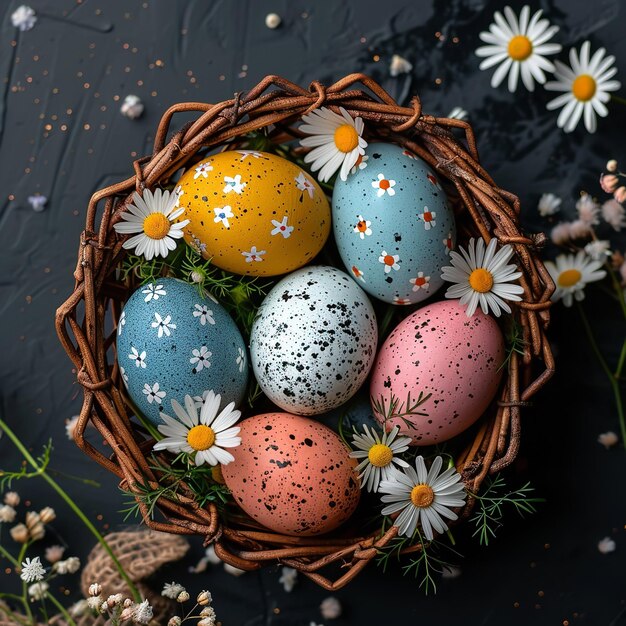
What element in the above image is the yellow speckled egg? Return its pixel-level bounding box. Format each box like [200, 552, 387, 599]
[177, 151, 331, 276]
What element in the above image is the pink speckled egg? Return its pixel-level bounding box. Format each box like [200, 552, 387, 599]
[222, 412, 360, 536]
[370, 300, 505, 445]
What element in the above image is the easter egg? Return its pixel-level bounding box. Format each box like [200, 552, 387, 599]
[332, 142, 456, 305]
[116, 277, 248, 425]
[250, 266, 378, 415]
[177, 150, 330, 276]
[370, 300, 505, 445]
[317, 393, 379, 435]
[222, 412, 360, 536]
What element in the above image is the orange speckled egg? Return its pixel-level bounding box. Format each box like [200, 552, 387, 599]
[177, 150, 331, 276]
[222, 412, 360, 536]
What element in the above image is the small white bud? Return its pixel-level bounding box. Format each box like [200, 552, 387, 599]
[265, 12, 281, 29]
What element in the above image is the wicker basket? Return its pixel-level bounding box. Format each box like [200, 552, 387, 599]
[56, 73, 555, 590]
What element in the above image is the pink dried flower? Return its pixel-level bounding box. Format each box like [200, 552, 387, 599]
[4, 492, 20, 507]
[568, 219, 593, 240]
[576, 193, 600, 225]
[45, 545, 65, 563]
[600, 173, 619, 193]
[614, 186, 626, 204]
[606, 159, 618, 172]
[597, 431, 618, 448]
[602, 199, 626, 231]
[550, 222, 572, 245]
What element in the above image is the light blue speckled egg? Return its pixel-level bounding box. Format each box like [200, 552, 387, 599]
[116, 277, 248, 425]
[332, 142, 456, 305]
[317, 393, 379, 435]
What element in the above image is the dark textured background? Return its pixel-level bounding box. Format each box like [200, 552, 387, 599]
[0, 0, 625, 624]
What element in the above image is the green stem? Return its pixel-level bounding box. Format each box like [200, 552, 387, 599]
[0, 542, 18, 566]
[47, 468, 101, 488]
[378, 305, 396, 341]
[576, 303, 626, 446]
[616, 338, 626, 379]
[46, 591, 77, 626]
[610, 94, 626, 106]
[0, 418, 141, 602]
[16, 543, 33, 623]
[606, 264, 626, 320]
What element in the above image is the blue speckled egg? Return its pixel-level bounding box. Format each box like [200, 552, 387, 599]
[332, 142, 456, 305]
[317, 393, 379, 435]
[116, 277, 248, 425]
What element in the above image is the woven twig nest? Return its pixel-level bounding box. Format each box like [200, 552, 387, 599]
[56, 74, 555, 590]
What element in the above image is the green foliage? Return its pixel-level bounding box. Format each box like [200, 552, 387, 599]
[0, 440, 52, 490]
[371, 390, 432, 432]
[470, 475, 543, 546]
[120, 453, 231, 521]
[499, 318, 527, 372]
[120, 254, 167, 285]
[376, 525, 460, 595]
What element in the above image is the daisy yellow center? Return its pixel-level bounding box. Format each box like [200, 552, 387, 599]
[410, 484, 434, 508]
[468, 268, 494, 293]
[572, 74, 597, 102]
[187, 425, 215, 451]
[368, 443, 393, 467]
[334, 124, 359, 153]
[143, 213, 171, 239]
[508, 35, 533, 61]
[558, 268, 582, 288]
[211, 464, 225, 484]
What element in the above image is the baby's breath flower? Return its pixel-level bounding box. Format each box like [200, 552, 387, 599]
[45, 544, 65, 563]
[162, 581, 186, 599]
[602, 199, 626, 231]
[584, 240, 611, 261]
[614, 187, 626, 204]
[197, 590, 212, 606]
[133, 599, 153, 624]
[537, 192, 561, 217]
[87, 595, 103, 611]
[25, 511, 45, 541]
[106, 594, 124, 608]
[119, 605, 135, 621]
[200, 607, 216, 618]
[28, 581, 49, 601]
[39, 507, 56, 524]
[598, 536, 616, 554]
[600, 173, 619, 194]
[576, 193, 600, 225]
[278, 566, 298, 592]
[389, 54, 413, 77]
[607, 159, 618, 172]
[441, 564, 463, 579]
[88, 582, 102, 596]
[568, 219, 593, 240]
[55, 556, 81, 574]
[20, 556, 45, 582]
[168, 618, 182, 626]
[176, 590, 190, 603]
[124, 598, 134, 608]
[0, 505, 16, 523]
[597, 431, 619, 448]
[550, 222, 572, 245]
[10, 523, 29, 543]
[68, 599, 90, 618]
[4, 491, 20, 507]
[320, 596, 342, 619]
[65, 415, 79, 440]
[190, 270, 204, 284]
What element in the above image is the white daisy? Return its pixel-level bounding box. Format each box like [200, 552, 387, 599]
[299, 106, 367, 182]
[379, 456, 466, 541]
[417, 208, 436, 230]
[546, 41, 621, 133]
[294, 172, 315, 198]
[194, 162, 213, 179]
[270, 216, 294, 238]
[393, 296, 411, 305]
[350, 426, 411, 493]
[113, 189, 189, 261]
[20, 557, 45, 583]
[372, 173, 396, 197]
[142, 283, 167, 303]
[153, 391, 242, 466]
[447, 107, 468, 121]
[409, 272, 430, 291]
[475, 5, 561, 92]
[584, 240, 611, 261]
[213, 206, 234, 228]
[379, 251, 400, 273]
[117, 310, 126, 335]
[537, 192, 562, 217]
[242, 246, 265, 263]
[190, 346, 212, 372]
[545, 251, 606, 307]
[193, 304, 215, 326]
[143, 383, 166, 405]
[151, 313, 176, 338]
[223, 175, 246, 194]
[236, 347, 246, 373]
[353, 215, 372, 239]
[351, 265, 366, 282]
[441, 237, 524, 317]
[350, 154, 369, 174]
[128, 347, 147, 368]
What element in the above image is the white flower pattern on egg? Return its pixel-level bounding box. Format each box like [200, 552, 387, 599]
[223, 175, 246, 194]
[143, 382, 166, 404]
[190, 346, 212, 372]
[151, 313, 176, 338]
[142, 284, 166, 303]
[129, 347, 146, 368]
[193, 304, 215, 326]
[270, 217, 294, 238]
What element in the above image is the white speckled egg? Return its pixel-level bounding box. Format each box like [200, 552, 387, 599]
[116, 278, 248, 425]
[332, 142, 456, 305]
[250, 266, 378, 415]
